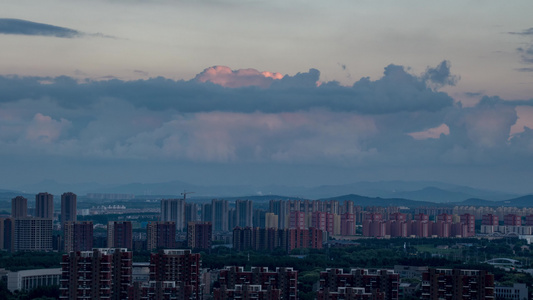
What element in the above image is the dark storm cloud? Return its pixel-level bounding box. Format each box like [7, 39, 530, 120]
[0, 18, 82, 38]
[516, 67, 533, 72]
[0, 62, 455, 114]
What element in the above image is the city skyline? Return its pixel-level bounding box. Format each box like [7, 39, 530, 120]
[1, 1, 533, 194]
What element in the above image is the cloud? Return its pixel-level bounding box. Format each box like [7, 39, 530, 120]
[409, 123, 450, 140]
[0, 18, 82, 38]
[194, 66, 283, 88]
[0, 63, 456, 114]
[25, 113, 71, 143]
[464, 92, 483, 97]
[2, 62, 533, 192]
[516, 67, 533, 72]
[133, 70, 149, 76]
[421, 60, 459, 89]
[508, 28, 533, 35]
[517, 45, 533, 64]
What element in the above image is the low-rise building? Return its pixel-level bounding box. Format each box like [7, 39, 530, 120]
[495, 283, 528, 300]
[7, 268, 61, 292]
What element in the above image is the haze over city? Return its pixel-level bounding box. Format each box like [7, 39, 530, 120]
[2, 1, 533, 194]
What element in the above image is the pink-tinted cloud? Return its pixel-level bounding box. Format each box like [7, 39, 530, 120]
[194, 65, 283, 88]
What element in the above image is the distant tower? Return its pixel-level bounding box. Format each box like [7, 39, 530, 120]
[61, 192, 77, 226]
[35, 192, 54, 219]
[11, 196, 27, 219]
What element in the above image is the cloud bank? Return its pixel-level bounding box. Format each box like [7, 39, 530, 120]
[1, 61, 533, 191]
[0, 18, 82, 38]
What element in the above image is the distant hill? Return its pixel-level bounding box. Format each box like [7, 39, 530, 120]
[386, 186, 487, 203]
[455, 198, 498, 206]
[0, 189, 33, 203]
[297, 181, 517, 201]
[6, 179, 528, 208]
[317, 194, 438, 207]
[496, 195, 533, 207]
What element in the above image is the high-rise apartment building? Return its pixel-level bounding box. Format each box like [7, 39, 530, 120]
[0, 218, 14, 251]
[233, 227, 323, 252]
[149, 249, 201, 299]
[14, 218, 52, 252]
[482, 214, 499, 226]
[421, 268, 494, 300]
[269, 200, 289, 229]
[215, 266, 298, 300]
[187, 221, 212, 250]
[11, 196, 27, 219]
[363, 213, 385, 237]
[35, 192, 54, 219]
[253, 209, 266, 228]
[63, 221, 93, 253]
[235, 200, 253, 228]
[60, 248, 132, 300]
[212, 199, 229, 232]
[146, 221, 176, 251]
[340, 213, 356, 236]
[317, 268, 399, 300]
[160, 198, 186, 231]
[289, 211, 305, 229]
[61, 192, 77, 226]
[311, 211, 328, 232]
[265, 213, 279, 229]
[107, 221, 133, 249]
[460, 213, 476, 237]
[185, 202, 199, 224]
[504, 214, 522, 226]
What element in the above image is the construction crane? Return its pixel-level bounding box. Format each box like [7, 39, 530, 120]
[181, 190, 195, 201]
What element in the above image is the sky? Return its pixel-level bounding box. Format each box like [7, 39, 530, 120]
[1, 1, 533, 194]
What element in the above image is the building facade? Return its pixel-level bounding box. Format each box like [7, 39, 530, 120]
[60, 248, 132, 300]
[7, 268, 61, 292]
[107, 221, 133, 250]
[317, 268, 399, 300]
[146, 221, 176, 251]
[14, 218, 52, 252]
[136, 249, 201, 299]
[63, 221, 93, 253]
[187, 221, 212, 250]
[421, 268, 495, 300]
[215, 266, 298, 300]
[161, 198, 186, 232]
